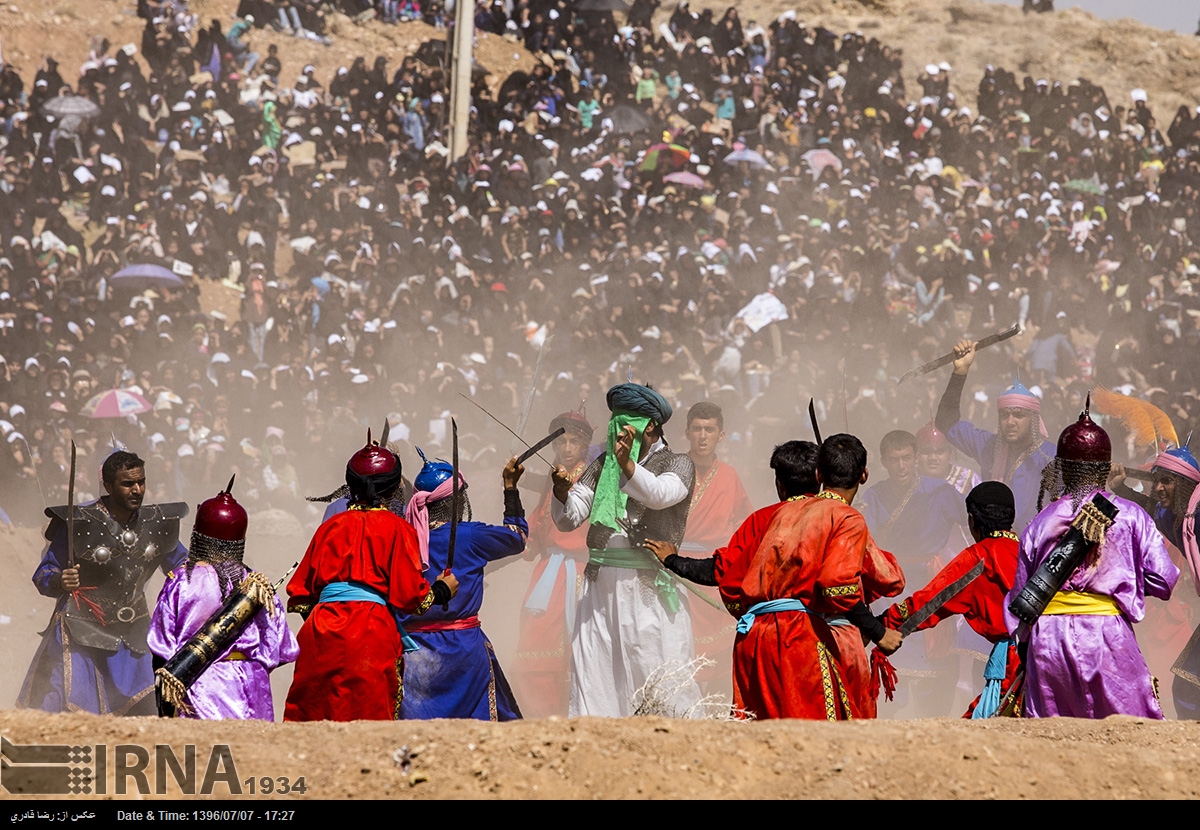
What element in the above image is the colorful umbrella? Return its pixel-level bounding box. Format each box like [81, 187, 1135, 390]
[81, 389, 152, 419]
[663, 171, 706, 188]
[640, 143, 691, 172]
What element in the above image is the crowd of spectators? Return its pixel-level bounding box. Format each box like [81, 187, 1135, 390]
[1, 0, 1198, 528]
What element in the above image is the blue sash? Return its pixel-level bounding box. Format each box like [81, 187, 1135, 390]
[971, 638, 1012, 719]
[736, 598, 852, 635]
[318, 581, 420, 653]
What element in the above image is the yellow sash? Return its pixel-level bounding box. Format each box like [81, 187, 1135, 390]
[1042, 591, 1120, 616]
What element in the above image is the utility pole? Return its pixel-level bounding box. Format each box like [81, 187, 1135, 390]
[448, 0, 474, 162]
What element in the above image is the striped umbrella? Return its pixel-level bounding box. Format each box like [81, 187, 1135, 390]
[80, 389, 152, 419]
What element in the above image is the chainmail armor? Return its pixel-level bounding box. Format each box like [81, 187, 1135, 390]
[427, 491, 473, 526]
[187, 531, 248, 599]
[579, 446, 696, 550]
[1038, 458, 1112, 513]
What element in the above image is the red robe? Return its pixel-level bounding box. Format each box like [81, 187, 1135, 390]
[680, 460, 753, 682]
[734, 494, 900, 720]
[511, 462, 590, 717]
[284, 507, 434, 722]
[879, 535, 1020, 717]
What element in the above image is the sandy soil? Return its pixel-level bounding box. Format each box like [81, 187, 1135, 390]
[5, 707, 1200, 799]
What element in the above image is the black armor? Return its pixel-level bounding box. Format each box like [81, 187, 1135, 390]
[578, 447, 696, 550]
[43, 501, 188, 653]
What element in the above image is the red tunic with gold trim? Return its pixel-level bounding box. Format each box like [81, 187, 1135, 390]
[511, 463, 591, 717]
[879, 533, 1020, 717]
[734, 493, 889, 720]
[284, 507, 434, 722]
[680, 460, 753, 680]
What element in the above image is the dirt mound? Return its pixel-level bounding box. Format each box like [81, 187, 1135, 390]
[4, 708, 1200, 799]
[0, 0, 535, 97]
[3, 0, 1197, 117]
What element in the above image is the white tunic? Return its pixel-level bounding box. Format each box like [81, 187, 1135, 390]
[551, 442, 701, 717]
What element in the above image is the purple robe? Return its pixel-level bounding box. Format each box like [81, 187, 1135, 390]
[149, 563, 298, 720]
[1005, 489, 1179, 718]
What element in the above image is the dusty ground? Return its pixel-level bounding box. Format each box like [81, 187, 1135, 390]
[5, 708, 1200, 799]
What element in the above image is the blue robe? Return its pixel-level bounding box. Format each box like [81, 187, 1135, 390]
[18, 506, 187, 715]
[945, 421, 1055, 533]
[398, 516, 527, 721]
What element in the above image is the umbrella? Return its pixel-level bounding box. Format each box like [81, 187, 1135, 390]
[575, 0, 629, 10]
[1064, 179, 1103, 196]
[663, 171, 706, 188]
[81, 389, 152, 419]
[640, 143, 690, 172]
[801, 148, 842, 180]
[41, 96, 101, 120]
[607, 104, 655, 134]
[723, 148, 774, 170]
[109, 263, 186, 291]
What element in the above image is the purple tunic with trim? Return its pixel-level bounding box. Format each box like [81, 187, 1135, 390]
[1005, 489, 1179, 718]
[149, 563, 299, 720]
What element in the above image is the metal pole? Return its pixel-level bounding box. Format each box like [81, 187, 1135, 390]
[448, 0, 474, 162]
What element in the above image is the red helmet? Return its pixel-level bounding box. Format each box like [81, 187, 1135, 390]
[550, 408, 594, 441]
[194, 476, 248, 542]
[348, 427, 400, 477]
[1056, 393, 1111, 464]
[915, 420, 948, 450]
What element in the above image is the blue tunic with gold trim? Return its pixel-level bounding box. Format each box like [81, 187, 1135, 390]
[398, 517, 528, 721]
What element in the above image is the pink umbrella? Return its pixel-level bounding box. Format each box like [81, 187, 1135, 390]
[802, 148, 842, 180]
[81, 389, 152, 419]
[663, 171, 706, 189]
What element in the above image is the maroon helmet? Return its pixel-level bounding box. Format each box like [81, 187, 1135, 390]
[915, 420, 949, 451]
[549, 407, 594, 441]
[346, 427, 403, 505]
[1056, 393, 1111, 463]
[190, 475, 247, 566]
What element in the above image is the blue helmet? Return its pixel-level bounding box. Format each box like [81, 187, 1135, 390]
[413, 447, 456, 493]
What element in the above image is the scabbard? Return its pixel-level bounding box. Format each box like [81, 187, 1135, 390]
[1008, 494, 1119, 626]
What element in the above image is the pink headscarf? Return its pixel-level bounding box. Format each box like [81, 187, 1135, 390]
[1154, 452, 1200, 484]
[990, 381, 1049, 482]
[405, 473, 466, 570]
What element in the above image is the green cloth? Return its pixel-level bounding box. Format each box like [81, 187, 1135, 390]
[261, 101, 282, 150]
[588, 548, 680, 615]
[587, 410, 649, 533]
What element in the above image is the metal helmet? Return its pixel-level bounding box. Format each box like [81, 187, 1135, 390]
[413, 446, 454, 493]
[915, 420, 949, 451]
[1055, 393, 1111, 464]
[194, 475, 248, 542]
[348, 427, 400, 478]
[549, 407, 594, 441]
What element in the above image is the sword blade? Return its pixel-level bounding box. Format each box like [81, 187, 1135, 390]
[898, 558, 985, 637]
[458, 393, 554, 467]
[445, 418, 460, 577]
[516, 427, 565, 467]
[67, 440, 77, 568]
[896, 324, 1020, 384]
[512, 335, 552, 455]
[808, 398, 822, 445]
